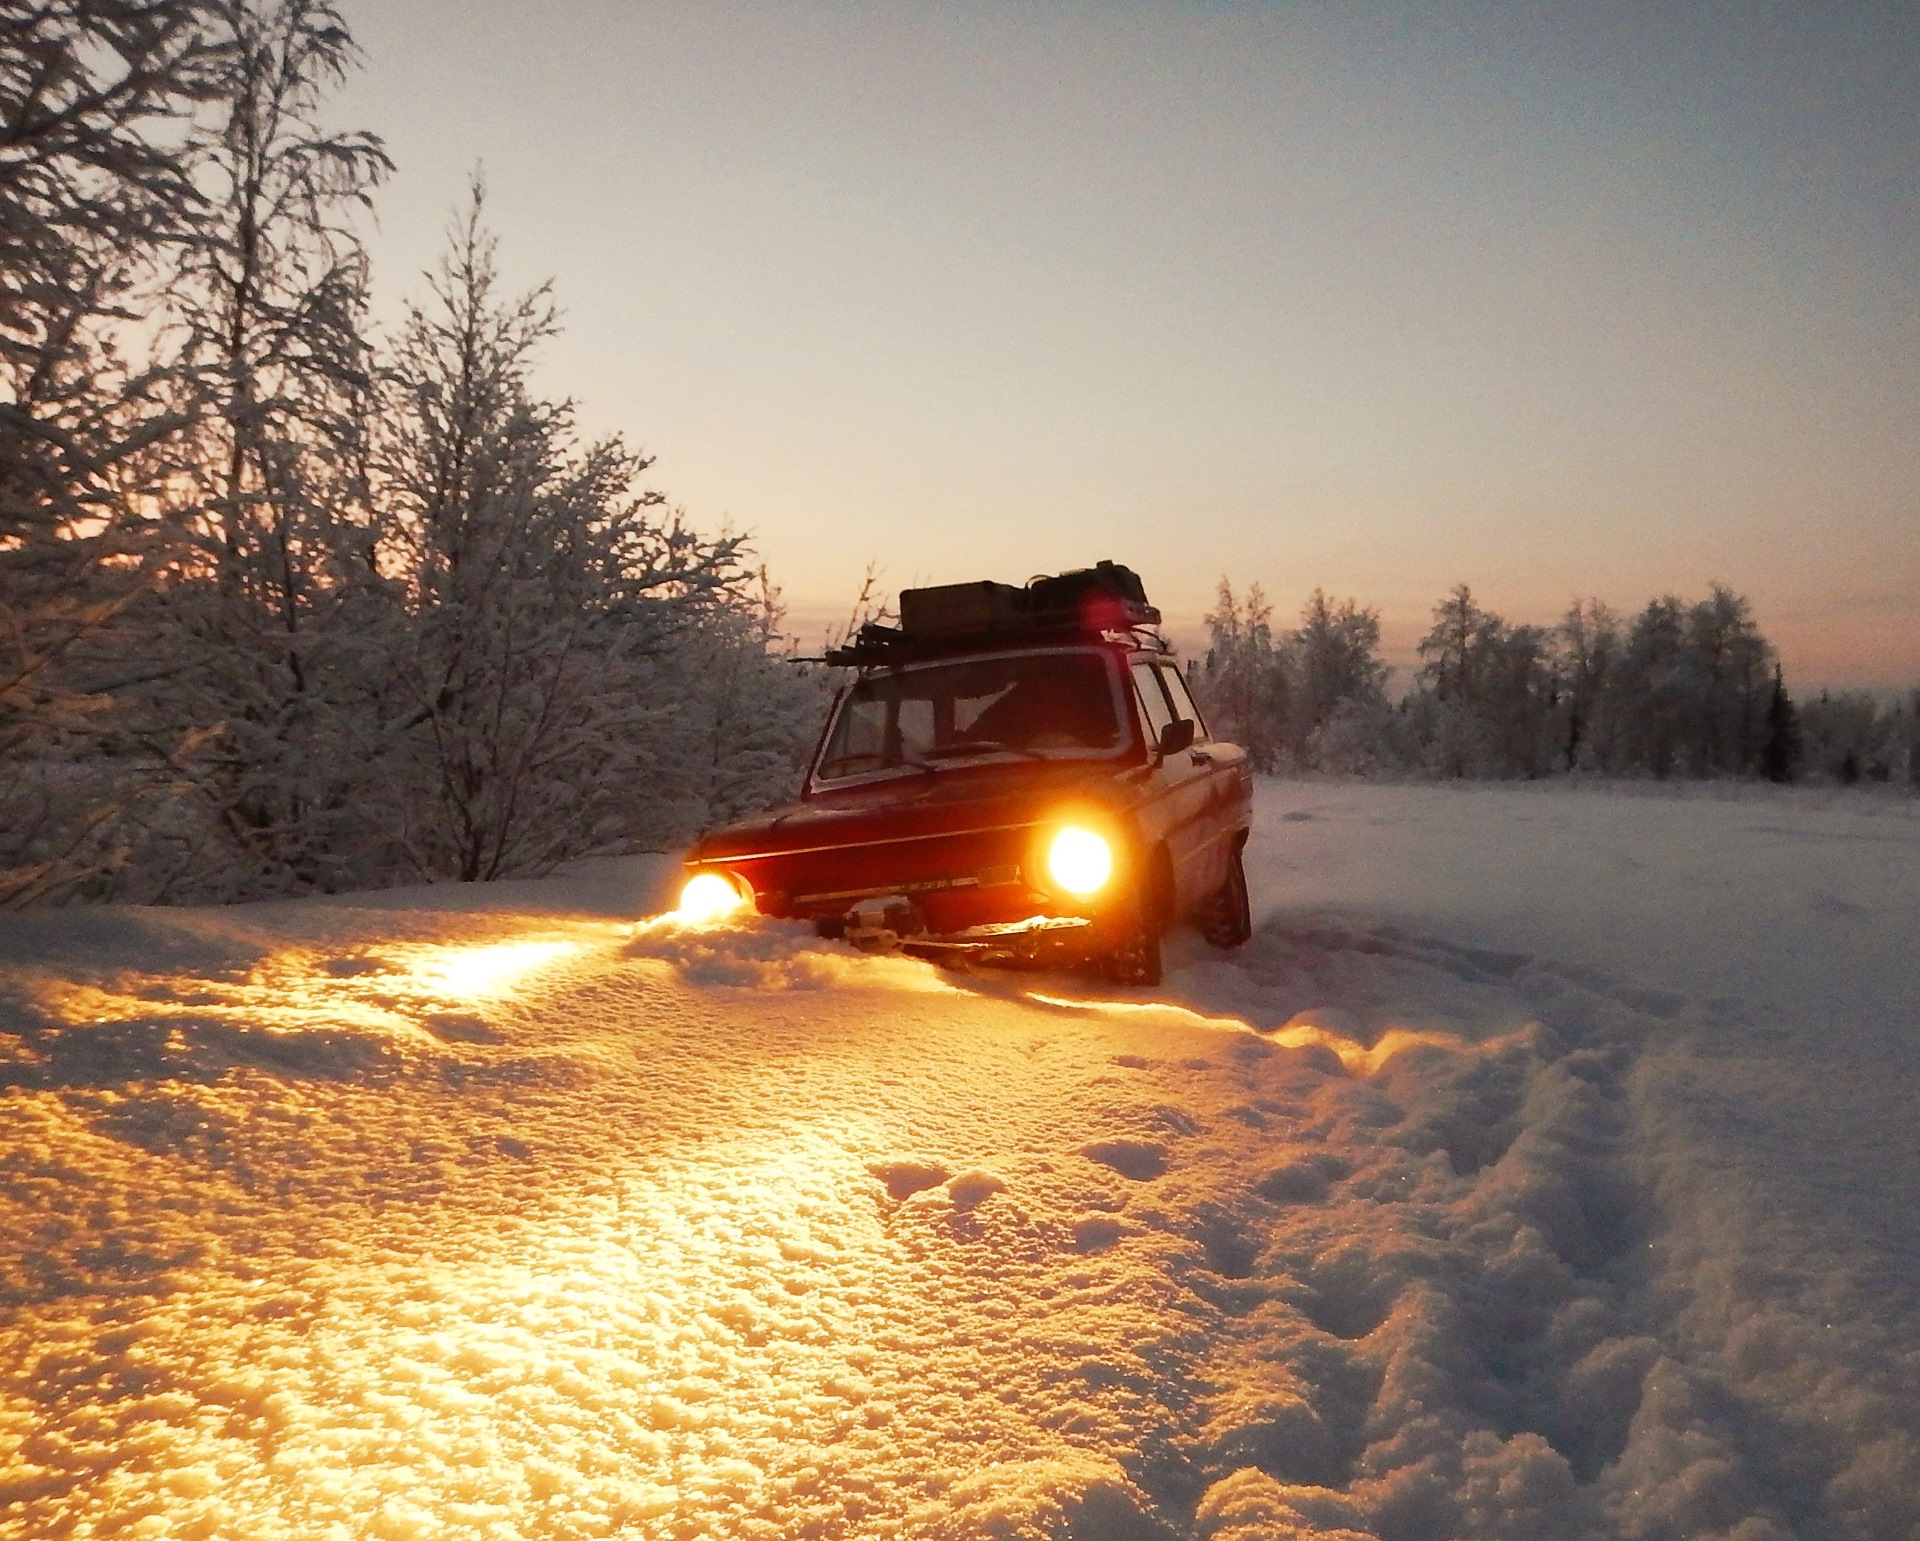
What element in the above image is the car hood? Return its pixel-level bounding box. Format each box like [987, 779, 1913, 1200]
[689, 760, 1137, 864]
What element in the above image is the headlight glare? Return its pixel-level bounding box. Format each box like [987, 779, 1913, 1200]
[678, 871, 746, 923]
[1046, 826, 1113, 897]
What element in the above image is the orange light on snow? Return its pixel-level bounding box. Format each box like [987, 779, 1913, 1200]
[677, 872, 746, 924]
[1045, 826, 1113, 897]
[424, 940, 582, 998]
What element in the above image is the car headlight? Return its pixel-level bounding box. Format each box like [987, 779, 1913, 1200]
[678, 871, 746, 922]
[1046, 826, 1113, 897]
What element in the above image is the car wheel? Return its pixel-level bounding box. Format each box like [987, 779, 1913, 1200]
[1100, 912, 1163, 987]
[1198, 846, 1252, 949]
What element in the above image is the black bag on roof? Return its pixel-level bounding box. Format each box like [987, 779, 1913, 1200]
[1024, 561, 1157, 626]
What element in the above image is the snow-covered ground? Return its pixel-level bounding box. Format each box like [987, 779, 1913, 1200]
[2, 779, 1915, 1541]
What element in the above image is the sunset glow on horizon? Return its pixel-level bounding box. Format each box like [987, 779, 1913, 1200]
[340, 1, 1918, 689]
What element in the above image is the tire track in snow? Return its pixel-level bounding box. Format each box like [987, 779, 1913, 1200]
[1162, 909, 1920, 1541]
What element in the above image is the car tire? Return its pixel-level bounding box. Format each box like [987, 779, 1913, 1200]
[1198, 846, 1253, 949]
[1100, 922, 1163, 987]
[1098, 875, 1167, 982]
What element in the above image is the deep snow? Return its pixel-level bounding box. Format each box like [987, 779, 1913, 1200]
[1, 779, 1915, 1541]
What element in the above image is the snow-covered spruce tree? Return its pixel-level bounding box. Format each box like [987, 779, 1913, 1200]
[121, 0, 393, 898]
[373, 188, 760, 881]
[0, 0, 222, 904]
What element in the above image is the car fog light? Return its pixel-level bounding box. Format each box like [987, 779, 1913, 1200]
[678, 871, 745, 922]
[1047, 827, 1113, 897]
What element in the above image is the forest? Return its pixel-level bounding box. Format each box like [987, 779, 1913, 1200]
[2, 0, 821, 906]
[4, 2, 1913, 911]
[1192, 582, 1920, 785]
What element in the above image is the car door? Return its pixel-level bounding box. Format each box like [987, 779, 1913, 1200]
[1129, 659, 1216, 914]
[1154, 662, 1248, 902]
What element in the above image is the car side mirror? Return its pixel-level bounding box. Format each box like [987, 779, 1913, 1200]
[1156, 718, 1196, 757]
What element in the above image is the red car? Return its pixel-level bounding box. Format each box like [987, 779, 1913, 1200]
[678, 563, 1253, 985]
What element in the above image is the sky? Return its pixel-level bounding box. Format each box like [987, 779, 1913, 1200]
[334, 1, 1919, 689]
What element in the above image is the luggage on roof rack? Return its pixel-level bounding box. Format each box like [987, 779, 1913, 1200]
[897, 580, 1026, 640]
[1025, 561, 1158, 632]
[826, 560, 1161, 667]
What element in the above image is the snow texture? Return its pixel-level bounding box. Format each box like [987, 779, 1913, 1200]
[2, 780, 1915, 1540]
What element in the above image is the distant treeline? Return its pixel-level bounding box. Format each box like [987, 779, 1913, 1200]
[1194, 582, 1919, 787]
[2, 3, 819, 905]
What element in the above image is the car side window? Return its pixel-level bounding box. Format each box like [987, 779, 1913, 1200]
[1157, 665, 1208, 740]
[834, 694, 890, 762]
[1131, 661, 1174, 746]
[896, 696, 935, 756]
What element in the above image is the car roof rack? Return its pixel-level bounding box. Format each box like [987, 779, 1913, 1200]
[826, 560, 1165, 668]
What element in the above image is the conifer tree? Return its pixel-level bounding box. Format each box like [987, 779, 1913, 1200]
[1761, 665, 1801, 784]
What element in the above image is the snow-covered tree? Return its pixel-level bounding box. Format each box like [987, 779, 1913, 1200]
[1195, 580, 1288, 771]
[1556, 598, 1621, 772]
[1678, 584, 1772, 776]
[1294, 589, 1387, 736]
[371, 187, 761, 880]
[1415, 585, 1503, 776]
[1417, 585, 1495, 705]
[670, 569, 830, 837]
[1608, 597, 1690, 778]
[1599, 587, 1775, 780]
[1482, 623, 1557, 776]
[1407, 589, 1569, 778]
[1798, 689, 1897, 785]
[0, 0, 219, 903]
[1, 6, 840, 907]
[58, 0, 399, 898]
[175, 0, 387, 561]
[1194, 582, 1394, 773]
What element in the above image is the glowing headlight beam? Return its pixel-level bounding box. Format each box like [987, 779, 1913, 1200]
[419, 940, 582, 998]
[1046, 827, 1113, 897]
[676, 871, 746, 924]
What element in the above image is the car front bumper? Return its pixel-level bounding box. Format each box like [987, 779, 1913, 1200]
[816, 894, 1100, 968]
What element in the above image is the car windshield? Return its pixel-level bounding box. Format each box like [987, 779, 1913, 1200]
[815, 650, 1125, 780]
